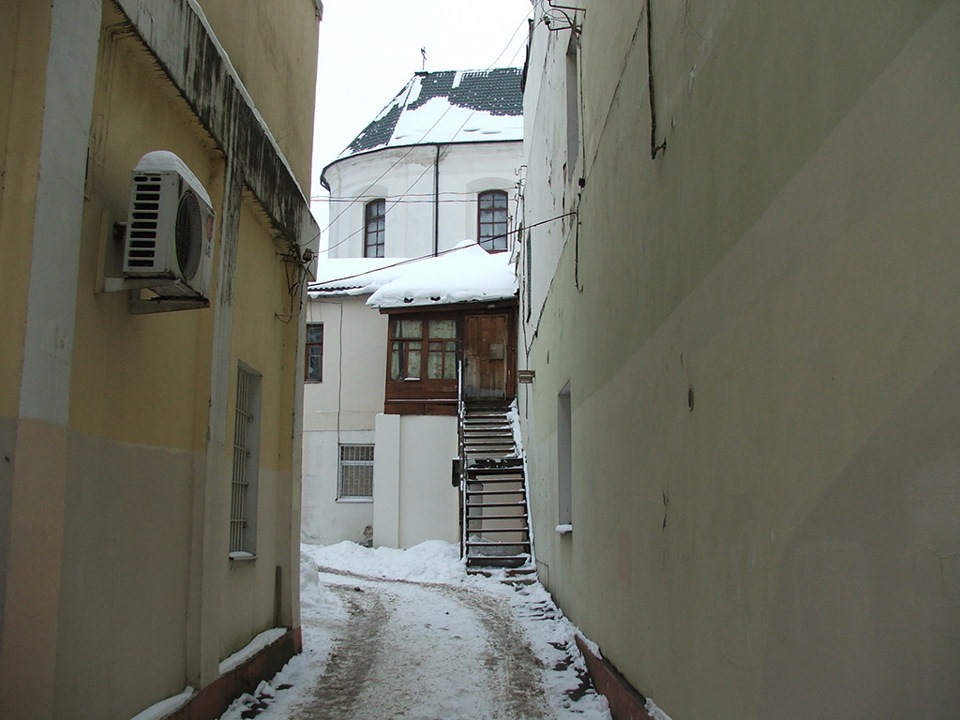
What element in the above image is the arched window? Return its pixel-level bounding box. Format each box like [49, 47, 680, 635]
[478, 190, 509, 252]
[364, 199, 385, 258]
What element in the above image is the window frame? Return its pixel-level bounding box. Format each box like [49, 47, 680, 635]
[338, 444, 374, 501]
[477, 189, 509, 252]
[305, 323, 323, 382]
[384, 312, 461, 414]
[364, 198, 385, 258]
[388, 317, 459, 384]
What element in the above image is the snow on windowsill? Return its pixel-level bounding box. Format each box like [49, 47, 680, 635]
[555, 524, 573, 535]
[219, 627, 287, 675]
[336, 497, 373, 504]
[645, 698, 675, 720]
[130, 686, 195, 720]
[228, 551, 257, 561]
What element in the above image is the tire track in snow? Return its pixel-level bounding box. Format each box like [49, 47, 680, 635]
[300, 583, 390, 717]
[296, 571, 548, 720]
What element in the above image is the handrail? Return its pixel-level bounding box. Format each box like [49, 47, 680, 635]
[457, 358, 467, 561]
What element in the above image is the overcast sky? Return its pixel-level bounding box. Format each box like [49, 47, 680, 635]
[310, 0, 531, 235]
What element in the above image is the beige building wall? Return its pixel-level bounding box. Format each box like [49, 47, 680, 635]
[521, 1, 960, 719]
[0, 0, 320, 717]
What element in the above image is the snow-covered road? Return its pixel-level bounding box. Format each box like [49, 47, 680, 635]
[299, 570, 549, 718]
[217, 541, 612, 720]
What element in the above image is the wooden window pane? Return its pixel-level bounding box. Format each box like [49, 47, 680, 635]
[444, 341, 457, 379]
[429, 319, 456, 339]
[407, 342, 421, 379]
[390, 341, 402, 380]
[397, 319, 422, 338]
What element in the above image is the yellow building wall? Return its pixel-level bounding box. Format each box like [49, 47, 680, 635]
[200, 0, 319, 187]
[0, 1, 50, 418]
[220, 195, 299, 659]
[71, 10, 220, 450]
[0, 0, 318, 716]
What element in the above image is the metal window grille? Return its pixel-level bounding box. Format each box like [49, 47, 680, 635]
[230, 366, 260, 553]
[339, 444, 374, 499]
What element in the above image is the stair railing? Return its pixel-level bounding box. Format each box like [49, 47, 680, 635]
[456, 358, 467, 561]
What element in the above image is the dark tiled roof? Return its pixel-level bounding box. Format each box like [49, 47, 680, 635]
[343, 67, 523, 157]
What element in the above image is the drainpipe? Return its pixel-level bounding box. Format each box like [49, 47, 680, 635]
[433, 144, 441, 256]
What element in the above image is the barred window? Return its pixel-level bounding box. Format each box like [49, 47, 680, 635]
[339, 444, 374, 500]
[230, 365, 261, 555]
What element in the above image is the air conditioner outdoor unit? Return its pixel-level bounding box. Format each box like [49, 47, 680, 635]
[123, 151, 215, 300]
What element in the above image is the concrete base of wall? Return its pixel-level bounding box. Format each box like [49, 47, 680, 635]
[167, 628, 302, 720]
[575, 635, 653, 720]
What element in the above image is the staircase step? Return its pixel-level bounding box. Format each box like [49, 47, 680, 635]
[467, 518, 527, 536]
[466, 556, 530, 569]
[466, 489, 526, 497]
[466, 539, 531, 547]
[466, 476, 523, 484]
[465, 515, 527, 522]
[466, 501, 526, 509]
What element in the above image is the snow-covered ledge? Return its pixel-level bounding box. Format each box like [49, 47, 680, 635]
[555, 524, 573, 535]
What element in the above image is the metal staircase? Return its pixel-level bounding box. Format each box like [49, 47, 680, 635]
[458, 400, 532, 569]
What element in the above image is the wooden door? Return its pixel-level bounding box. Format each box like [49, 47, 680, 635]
[463, 313, 508, 399]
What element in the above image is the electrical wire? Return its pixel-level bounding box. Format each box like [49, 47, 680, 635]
[311, 211, 577, 290]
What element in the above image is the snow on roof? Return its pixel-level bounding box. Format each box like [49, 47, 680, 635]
[308, 257, 414, 297]
[334, 68, 523, 162]
[135, 150, 212, 207]
[307, 242, 517, 308]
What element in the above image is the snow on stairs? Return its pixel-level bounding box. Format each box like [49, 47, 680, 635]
[461, 401, 532, 570]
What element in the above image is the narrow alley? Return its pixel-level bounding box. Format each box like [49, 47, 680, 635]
[215, 542, 613, 720]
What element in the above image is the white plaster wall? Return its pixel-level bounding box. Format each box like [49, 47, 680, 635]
[301, 429, 374, 545]
[372, 414, 458, 548]
[302, 295, 386, 433]
[301, 295, 385, 544]
[520, 22, 575, 342]
[324, 141, 522, 259]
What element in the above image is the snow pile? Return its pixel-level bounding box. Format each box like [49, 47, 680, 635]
[303, 539, 466, 583]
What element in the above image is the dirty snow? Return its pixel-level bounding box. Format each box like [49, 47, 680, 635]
[216, 541, 613, 720]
